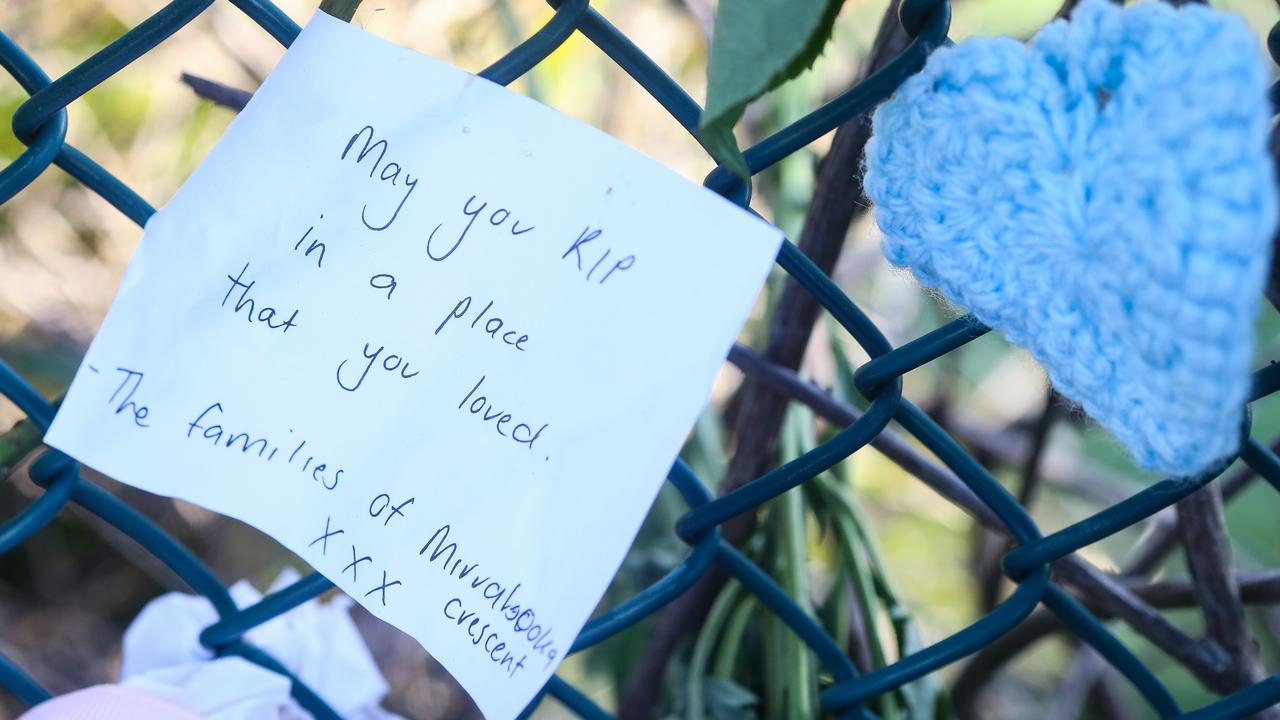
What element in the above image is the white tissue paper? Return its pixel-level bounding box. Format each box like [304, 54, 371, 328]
[121, 568, 403, 720]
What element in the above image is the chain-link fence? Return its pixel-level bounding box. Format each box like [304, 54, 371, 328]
[2, 0, 1280, 717]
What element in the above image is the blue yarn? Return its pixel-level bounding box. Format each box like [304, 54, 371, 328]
[864, 0, 1278, 476]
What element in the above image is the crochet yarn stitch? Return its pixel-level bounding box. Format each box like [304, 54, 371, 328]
[863, 0, 1278, 476]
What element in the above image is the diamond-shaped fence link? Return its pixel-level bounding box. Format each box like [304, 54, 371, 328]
[2, 0, 1280, 718]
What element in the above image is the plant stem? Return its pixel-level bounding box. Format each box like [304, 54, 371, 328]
[776, 406, 817, 718]
[712, 595, 755, 678]
[686, 580, 744, 720]
[617, 9, 916, 711]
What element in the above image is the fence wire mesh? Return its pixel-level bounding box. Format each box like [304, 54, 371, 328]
[2, 0, 1280, 718]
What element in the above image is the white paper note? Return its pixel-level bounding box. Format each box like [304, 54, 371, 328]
[45, 11, 782, 719]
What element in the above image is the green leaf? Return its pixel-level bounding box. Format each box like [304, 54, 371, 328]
[319, 0, 362, 22]
[702, 677, 759, 720]
[0, 392, 62, 478]
[712, 595, 756, 678]
[687, 580, 744, 720]
[774, 406, 818, 718]
[897, 621, 948, 720]
[699, 123, 752, 182]
[0, 417, 42, 474]
[701, 0, 845, 178]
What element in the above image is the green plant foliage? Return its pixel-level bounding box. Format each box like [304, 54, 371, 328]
[701, 0, 845, 178]
[319, 0, 362, 22]
[700, 676, 758, 720]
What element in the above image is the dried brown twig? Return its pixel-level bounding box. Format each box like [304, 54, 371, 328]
[1176, 486, 1277, 716]
[618, 7, 914, 713]
[732, 339, 1275, 701]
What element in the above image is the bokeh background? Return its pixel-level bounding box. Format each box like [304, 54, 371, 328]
[2, 0, 1280, 718]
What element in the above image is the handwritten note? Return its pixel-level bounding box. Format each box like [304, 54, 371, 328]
[44, 11, 782, 719]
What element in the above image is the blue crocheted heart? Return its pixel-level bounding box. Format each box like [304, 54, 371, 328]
[864, 0, 1278, 476]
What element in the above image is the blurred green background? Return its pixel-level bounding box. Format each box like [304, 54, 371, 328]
[2, 0, 1280, 718]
